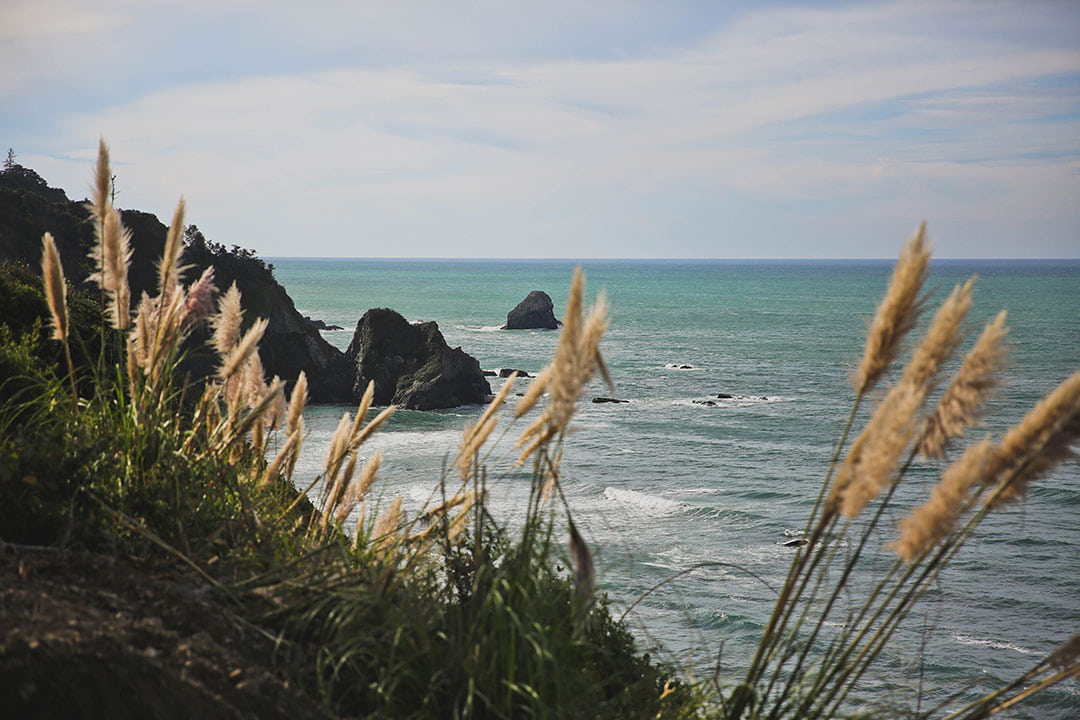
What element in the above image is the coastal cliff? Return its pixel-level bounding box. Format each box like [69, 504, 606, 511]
[0, 163, 485, 407]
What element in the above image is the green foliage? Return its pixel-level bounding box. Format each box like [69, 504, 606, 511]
[1, 157, 681, 720]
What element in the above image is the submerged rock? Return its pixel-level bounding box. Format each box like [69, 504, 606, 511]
[503, 291, 559, 330]
[304, 316, 344, 331]
[592, 397, 629, 404]
[346, 308, 491, 410]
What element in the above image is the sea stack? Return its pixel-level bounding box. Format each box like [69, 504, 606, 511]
[502, 290, 560, 330]
[345, 308, 491, 410]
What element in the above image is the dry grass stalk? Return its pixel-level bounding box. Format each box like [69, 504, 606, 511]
[514, 366, 550, 419]
[92, 139, 111, 225]
[345, 381, 375, 445]
[543, 269, 585, 433]
[836, 381, 923, 518]
[212, 283, 243, 358]
[853, 224, 930, 395]
[409, 490, 476, 544]
[182, 266, 217, 326]
[219, 318, 269, 382]
[346, 405, 395, 452]
[41, 233, 68, 342]
[1048, 632, 1080, 675]
[568, 521, 595, 601]
[458, 415, 498, 483]
[901, 277, 973, 390]
[471, 372, 517, 439]
[514, 270, 609, 462]
[158, 198, 187, 303]
[372, 494, 403, 559]
[335, 453, 382, 525]
[831, 273, 971, 518]
[89, 207, 134, 330]
[322, 413, 353, 495]
[986, 371, 1080, 509]
[262, 431, 300, 486]
[286, 372, 309, 434]
[919, 311, 1009, 459]
[890, 437, 997, 562]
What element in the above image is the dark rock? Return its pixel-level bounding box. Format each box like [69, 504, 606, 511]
[592, 397, 629, 404]
[304, 316, 344, 331]
[499, 368, 533, 378]
[0, 172, 356, 403]
[716, 393, 734, 399]
[782, 538, 808, 548]
[502, 290, 559, 330]
[346, 308, 491, 410]
[692, 400, 717, 407]
[482, 370, 497, 377]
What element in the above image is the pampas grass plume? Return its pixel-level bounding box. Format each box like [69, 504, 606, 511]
[902, 277, 973, 390]
[891, 437, 996, 562]
[838, 381, 922, 518]
[373, 494, 403, 559]
[853, 224, 930, 395]
[41, 233, 68, 341]
[182, 266, 217, 326]
[213, 283, 243, 358]
[514, 366, 550, 419]
[219, 318, 268, 381]
[158, 198, 186, 298]
[919, 311, 1009, 459]
[286, 372, 309, 434]
[986, 371, 1080, 509]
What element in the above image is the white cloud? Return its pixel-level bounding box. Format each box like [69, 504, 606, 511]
[9, 1, 1080, 257]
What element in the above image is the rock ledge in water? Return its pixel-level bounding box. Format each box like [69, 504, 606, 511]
[502, 291, 560, 330]
[346, 308, 491, 410]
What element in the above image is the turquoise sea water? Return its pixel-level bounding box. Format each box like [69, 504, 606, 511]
[270, 258, 1080, 717]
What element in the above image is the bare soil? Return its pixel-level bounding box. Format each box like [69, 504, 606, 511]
[0, 545, 337, 720]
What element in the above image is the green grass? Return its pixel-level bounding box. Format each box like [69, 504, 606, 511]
[2, 147, 1077, 719]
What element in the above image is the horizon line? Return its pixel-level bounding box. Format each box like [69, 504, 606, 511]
[263, 256, 1080, 262]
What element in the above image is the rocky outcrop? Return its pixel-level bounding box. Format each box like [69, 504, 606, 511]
[346, 308, 491, 409]
[304, 316, 344, 331]
[0, 166, 356, 403]
[503, 291, 559, 330]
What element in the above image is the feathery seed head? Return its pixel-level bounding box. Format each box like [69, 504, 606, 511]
[854, 224, 930, 395]
[219, 318, 267, 381]
[212, 283, 243, 359]
[919, 310, 1009, 459]
[902, 277, 973, 391]
[891, 437, 997, 563]
[839, 380, 924, 518]
[93, 138, 111, 221]
[986, 371, 1080, 509]
[41, 233, 68, 342]
[286, 372, 309, 434]
[158, 198, 186, 298]
[373, 495, 404, 559]
[182, 266, 217, 327]
[514, 366, 551, 419]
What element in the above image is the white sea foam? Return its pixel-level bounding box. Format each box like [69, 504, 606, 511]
[603, 487, 684, 515]
[952, 634, 1040, 656]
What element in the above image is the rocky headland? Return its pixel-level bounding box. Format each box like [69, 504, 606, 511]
[0, 162, 489, 409]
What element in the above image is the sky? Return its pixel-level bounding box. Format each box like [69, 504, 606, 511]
[2, 0, 1079, 259]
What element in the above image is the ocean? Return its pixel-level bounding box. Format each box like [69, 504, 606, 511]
[269, 257, 1080, 717]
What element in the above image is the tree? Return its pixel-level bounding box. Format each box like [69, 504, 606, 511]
[3, 148, 16, 171]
